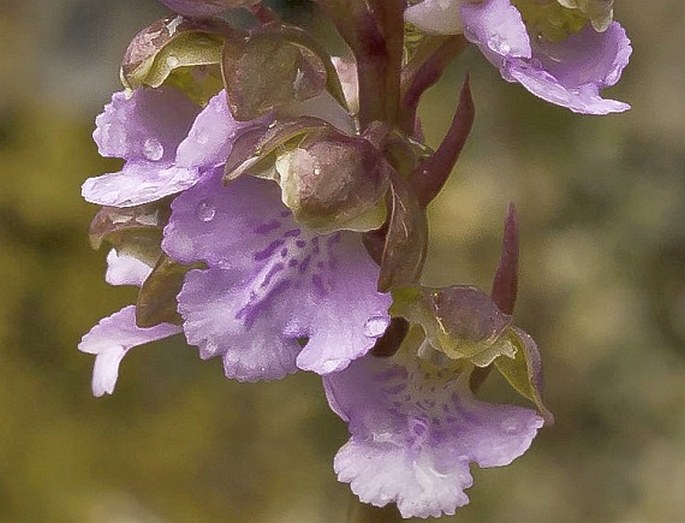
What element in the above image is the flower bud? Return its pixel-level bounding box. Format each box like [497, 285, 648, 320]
[274, 131, 391, 234]
[222, 32, 327, 121]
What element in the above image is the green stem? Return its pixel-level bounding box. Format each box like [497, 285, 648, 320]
[347, 494, 404, 523]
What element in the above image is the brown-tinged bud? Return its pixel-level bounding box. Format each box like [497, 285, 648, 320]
[89, 201, 171, 266]
[136, 255, 202, 327]
[391, 285, 517, 367]
[121, 16, 232, 103]
[273, 130, 391, 234]
[222, 32, 327, 121]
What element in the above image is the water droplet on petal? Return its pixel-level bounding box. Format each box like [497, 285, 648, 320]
[195, 199, 216, 222]
[363, 315, 390, 339]
[143, 137, 164, 161]
[166, 54, 180, 67]
[463, 25, 477, 42]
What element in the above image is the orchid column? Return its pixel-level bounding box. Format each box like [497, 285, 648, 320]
[78, 0, 630, 520]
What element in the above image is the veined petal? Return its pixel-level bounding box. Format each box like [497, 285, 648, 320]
[93, 87, 199, 162]
[82, 162, 201, 208]
[163, 170, 391, 378]
[506, 22, 631, 114]
[105, 249, 153, 287]
[78, 306, 182, 397]
[324, 342, 543, 518]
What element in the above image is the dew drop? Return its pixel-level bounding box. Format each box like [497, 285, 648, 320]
[195, 199, 216, 222]
[143, 137, 164, 161]
[166, 54, 180, 67]
[363, 315, 390, 338]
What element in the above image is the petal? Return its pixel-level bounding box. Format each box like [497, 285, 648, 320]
[323, 347, 543, 518]
[506, 22, 631, 114]
[93, 87, 199, 162]
[105, 249, 153, 287]
[175, 91, 264, 170]
[164, 170, 391, 377]
[405, 0, 464, 35]
[78, 305, 182, 396]
[82, 162, 200, 207]
[178, 268, 300, 381]
[460, 0, 532, 59]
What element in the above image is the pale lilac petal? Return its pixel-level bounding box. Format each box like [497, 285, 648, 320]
[93, 87, 199, 162]
[506, 22, 631, 114]
[460, 0, 531, 59]
[405, 0, 463, 35]
[175, 91, 260, 170]
[164, 170, 391, 378]
[81, 163, 200, 207]
[105, 249, 153, 287]
[79, 306, 182, 397]
[324, 351, 543, 518]
[178, 268, 299, 381]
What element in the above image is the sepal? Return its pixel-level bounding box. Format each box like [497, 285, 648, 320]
[121, 16, 230, 104]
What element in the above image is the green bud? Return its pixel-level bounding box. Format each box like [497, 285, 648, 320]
[391, 285, 517, 367]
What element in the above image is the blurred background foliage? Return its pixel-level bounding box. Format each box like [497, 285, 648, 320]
[0, 1, 684, 522]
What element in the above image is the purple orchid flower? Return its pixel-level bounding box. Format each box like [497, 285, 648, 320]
[405, 0, 631, 114]
[323, 329, 543, 519]
[80, 84, 391, 393]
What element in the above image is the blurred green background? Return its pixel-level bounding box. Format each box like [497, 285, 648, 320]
[1, 1, 683, 521]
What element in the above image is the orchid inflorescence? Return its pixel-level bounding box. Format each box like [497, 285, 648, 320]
[79, 0, 630, 519]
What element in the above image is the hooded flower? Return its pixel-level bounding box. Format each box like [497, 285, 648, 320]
[80, 80, 391, 393]
[323, 328, 543, 519]
[405, 0, 631, 114]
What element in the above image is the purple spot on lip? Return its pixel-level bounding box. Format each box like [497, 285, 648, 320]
[254, 219, 280, 234]
[283, 229, 301, 238]
[317, 261, 325, 269]
[288, 259, 298, 268]
[381, 383, 408, 395]
[311, 237, 320, 254]
[299, 256, 311, 274]
[280, 210, 291, 218]
[295, 240, 307, 248]
[280, 248, 288, 258]
[261, 261, 286, 288]
[254, 239, 285, 261]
